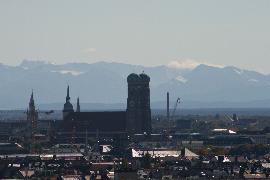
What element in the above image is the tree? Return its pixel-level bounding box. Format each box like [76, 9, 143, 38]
[229, 144, 270, 157]
[141, 152, 152, 169]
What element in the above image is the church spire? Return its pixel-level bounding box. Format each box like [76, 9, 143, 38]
[63, 85, 74, 119]
[76, 97, 80, 112]
[29, 90, 35, 111]
[31, 89, 34, 99]
[27, 90, 38, 150]
[66, 85, 71, 102]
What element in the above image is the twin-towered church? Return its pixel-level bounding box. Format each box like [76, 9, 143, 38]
[59, 73, 152, 138]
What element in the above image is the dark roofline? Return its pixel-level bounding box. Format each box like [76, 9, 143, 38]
[72, 111, 126, 113]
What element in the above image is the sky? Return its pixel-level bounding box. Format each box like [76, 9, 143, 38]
[0, 0, 270, 73]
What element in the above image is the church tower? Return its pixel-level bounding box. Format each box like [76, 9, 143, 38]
[126, 73, 151, 134]
[139, 73, 151, 134]
[63, 85, 74, 120]
[27, 91, 38, 136]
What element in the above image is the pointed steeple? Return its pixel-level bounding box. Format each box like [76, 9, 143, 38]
[29, 90, 35, 111]
[66, 85, 71, 102]
[31, 90, 34, 99]
[63, 85, 74, 119]
[76, 97, 80, 112]
[27, 90, 38, 141]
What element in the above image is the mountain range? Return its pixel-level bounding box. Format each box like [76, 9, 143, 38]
[0, 60, 270, 110]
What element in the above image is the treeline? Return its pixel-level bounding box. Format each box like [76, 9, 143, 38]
[197, 144, 270, 157]
[229, 144, 270, 156]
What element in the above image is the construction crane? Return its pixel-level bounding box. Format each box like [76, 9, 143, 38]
[167, 97, 181, 133]
[171, 97, 181, 121]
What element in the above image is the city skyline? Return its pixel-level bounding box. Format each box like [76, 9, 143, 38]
[1, 2, 270, 178]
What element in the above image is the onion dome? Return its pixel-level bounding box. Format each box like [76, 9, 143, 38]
[127, 73, 140, 82]
[139, 73, 150, 82]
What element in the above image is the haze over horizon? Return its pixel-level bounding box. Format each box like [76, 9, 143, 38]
[0, 60, 270, 109]
[0, 0, 270, 73]
[0, 59, 267, 75]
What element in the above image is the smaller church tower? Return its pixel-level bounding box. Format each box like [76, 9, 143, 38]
[63, 85, 74, 120]
[76, 97, 80, 112]
[27, 91, 38, 136]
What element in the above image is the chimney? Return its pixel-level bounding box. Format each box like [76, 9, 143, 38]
[167, 92, 170, 121]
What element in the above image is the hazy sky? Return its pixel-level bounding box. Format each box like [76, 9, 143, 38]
[0, 0, 270, 72]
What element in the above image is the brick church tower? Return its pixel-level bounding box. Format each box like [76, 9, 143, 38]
[126, 73, 151, 134]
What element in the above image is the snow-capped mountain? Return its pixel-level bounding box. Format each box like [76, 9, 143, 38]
[0, 60, 270, 109]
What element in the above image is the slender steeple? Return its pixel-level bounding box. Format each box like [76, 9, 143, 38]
[76, 97, 80, 112]
[66, 85, 71, 102]
[63, 85, 74, 120]
[27, 90, 38, 153]
[27, 91, 38, 136]
[29, 90, 35, 111]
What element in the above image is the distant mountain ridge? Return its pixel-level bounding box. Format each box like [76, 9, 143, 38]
[0, 60, 270, 109]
